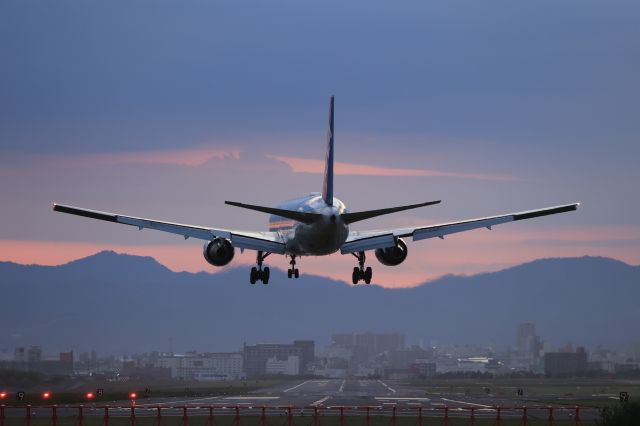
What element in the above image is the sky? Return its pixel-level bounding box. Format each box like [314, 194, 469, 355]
[1, 0, 639, 287]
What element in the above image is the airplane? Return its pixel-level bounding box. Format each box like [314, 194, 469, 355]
[53, 96, 579, 285]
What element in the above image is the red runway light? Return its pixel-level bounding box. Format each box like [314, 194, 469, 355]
[0, 391, 7, 399]
[86, 392, 94, 399]
[42, 391, 51, 400]
[129, 392, 137, 399]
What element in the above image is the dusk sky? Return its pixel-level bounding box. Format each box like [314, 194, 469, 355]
[1, 0, 639, 287]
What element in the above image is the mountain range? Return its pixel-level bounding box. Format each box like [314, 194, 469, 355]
[1, 252, 638, 355]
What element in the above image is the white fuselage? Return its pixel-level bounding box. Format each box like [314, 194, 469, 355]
[269, 193, 349, 256]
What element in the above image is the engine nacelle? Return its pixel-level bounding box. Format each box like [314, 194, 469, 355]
[375, 238, 408, 266]
[203, 238, 235, 267]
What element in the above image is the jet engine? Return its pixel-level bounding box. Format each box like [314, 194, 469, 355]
[374, 238, 408, 266]
[203, 238, 235, 267]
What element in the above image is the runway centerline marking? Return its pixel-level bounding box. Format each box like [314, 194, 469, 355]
[377, 380, 397, 393]
[224, 397, 280, 400]
[144, 396, 220, 406]
[311, 396, 331, 406]
[440, 398, 492, 408]
[338, 380, 346, 393]
[284, 380, 312, 393]
[375, 397, 430, 401]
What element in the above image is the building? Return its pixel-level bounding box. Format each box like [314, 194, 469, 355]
[544, 347, 588, 376]
[157, 352, 243, 380]
[27, 346, 42, 363]
[265, 355, 300, 375]
[59, 351, 74, 363]
[243, 341, 314, 377]
[514, 323, 543, 370]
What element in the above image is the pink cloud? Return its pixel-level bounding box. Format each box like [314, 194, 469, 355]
[269, 155, 517, 181]
[52, 147, 242, 168]
[2, 225, 638, 288]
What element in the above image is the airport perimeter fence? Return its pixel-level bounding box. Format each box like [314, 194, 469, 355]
[0, 405, 602, 426]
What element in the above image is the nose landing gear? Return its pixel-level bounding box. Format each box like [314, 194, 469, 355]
[287, 255, 300, 279]
[250, 251, 271, 285]
[351, 251, 372, 284]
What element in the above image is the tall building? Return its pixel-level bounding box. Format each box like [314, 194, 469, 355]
[514, 323, 543, 369]
[293, 340, 315, 372]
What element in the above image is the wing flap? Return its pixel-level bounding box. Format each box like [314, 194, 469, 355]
[340, 233, 396, 254]
[231, 233, 286, 254]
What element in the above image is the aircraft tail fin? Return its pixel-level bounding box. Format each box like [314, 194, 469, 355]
[322, 96, 335, 206]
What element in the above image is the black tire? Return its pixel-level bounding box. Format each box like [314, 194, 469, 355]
[250, 267, 258, 284]
[294, 268, 299, 279]
[262, 267, 270, 284]
[287, 269, 293, 279]
[364, 266, 372, 284]
[352, 267, 360, 284]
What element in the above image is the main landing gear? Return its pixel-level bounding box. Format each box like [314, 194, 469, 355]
[250, 251, 271, 285]
[352, 251, 372, 285]
[287, 255, 300, 279]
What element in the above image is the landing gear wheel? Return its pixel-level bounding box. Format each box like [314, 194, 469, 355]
[352, 267, 360, 284]
[288, 269, 293, 279]
[294, 268, 299, 279]
[364, 267, 372, 284]
[351, 251, 372, 285]
[250, 251, 271, 285]
[287, 256, 299, 279]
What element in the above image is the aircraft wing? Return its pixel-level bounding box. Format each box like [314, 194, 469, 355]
[53, 203, 286, 254]
[340, 203, 579, 254]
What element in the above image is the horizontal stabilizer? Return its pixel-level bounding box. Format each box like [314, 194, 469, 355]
[225, 201, 322, 225]
[341, 200, 441, 225]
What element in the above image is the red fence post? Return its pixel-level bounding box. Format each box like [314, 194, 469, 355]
[496, 407, 501, 426]
[130, 405, 136, 426]
[340, 407, 344, 426]
[261, 407, 267, 426]
[443, 407, 449, 426]
[183, 406, 188, 426]
[469, 407, 475, 426]
[104, 406, 110, 426]
[52, 406, 58, 426]
[522, 407, 528, 426]
[574, 407, 580, 426]
[208, 407, 214, 426]
[156, 406, 162, 426]
[391, 406, 396, 426]
[548, 407, 554, 426]
[418, 407, 423, 426]
[287, 406, 293, 426]
[78, 406, 84, 426]
[25, 405, 31, 426]
[365, 406, 371, 426]
[313, 406, 319, 426]
[234, 406, 240, 426]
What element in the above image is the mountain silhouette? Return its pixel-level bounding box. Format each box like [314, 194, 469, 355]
[1, 252, 638, 355]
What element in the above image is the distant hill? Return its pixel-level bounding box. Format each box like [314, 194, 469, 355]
[1, 252, 638, 355]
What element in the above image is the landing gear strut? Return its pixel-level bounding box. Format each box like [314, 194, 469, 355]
[351, 251, 372, 284]
[287, 255, 300, 279]
[250, 251, 271, 285]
